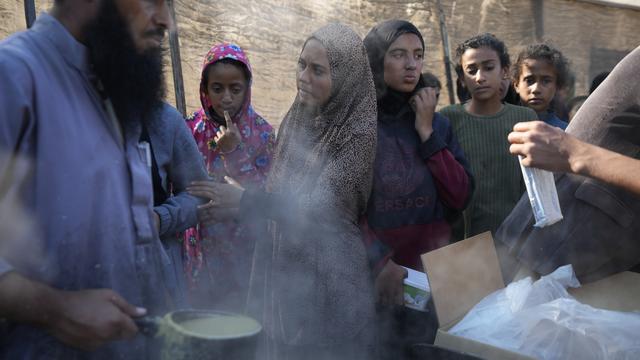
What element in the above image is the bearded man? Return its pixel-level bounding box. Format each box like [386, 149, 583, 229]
[0, 0, 178, 357]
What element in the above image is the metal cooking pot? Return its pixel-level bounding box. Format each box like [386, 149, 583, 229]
[135, 309, 262, 360]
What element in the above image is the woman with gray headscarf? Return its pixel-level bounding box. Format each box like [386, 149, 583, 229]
[188, 23, 378, 359]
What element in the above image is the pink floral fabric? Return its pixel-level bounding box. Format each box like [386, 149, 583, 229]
[183, 43, 275, 308]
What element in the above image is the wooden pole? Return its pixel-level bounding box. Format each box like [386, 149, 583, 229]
[434, 0, 456, 105]
[531, 0, 544, 42]
[24, 0, 36, 28]
[167, 0, 187, 117]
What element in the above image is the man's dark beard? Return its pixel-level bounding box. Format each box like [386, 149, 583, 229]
[85, 0, 166, 126]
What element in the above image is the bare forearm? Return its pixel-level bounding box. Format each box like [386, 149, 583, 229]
[0, 271, 61, 327]
[570, 141, 640, 196]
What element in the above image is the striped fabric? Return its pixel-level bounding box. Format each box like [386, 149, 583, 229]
[440, 103, 538, 238]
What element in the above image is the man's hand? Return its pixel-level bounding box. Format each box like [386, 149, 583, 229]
[215, 111, 241, 153]
[0, 272, 146, 352]
[47, 289, 146, 351]
[508, 121, 585, 173]
[508, 120, 640, 196]
[410, 87, 437, 142]
[374, 259, 407, 307]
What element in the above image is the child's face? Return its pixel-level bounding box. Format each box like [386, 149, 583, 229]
[514, 59, 558, 113]
[205, 62, 248, 119]
[383, 33, 424, 93]
[460, 47, 506, 103]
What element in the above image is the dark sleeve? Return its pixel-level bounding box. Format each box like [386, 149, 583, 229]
[359, 217, 393, 277]
[154, 105, 209, 236]
[419, 114, 474, 210]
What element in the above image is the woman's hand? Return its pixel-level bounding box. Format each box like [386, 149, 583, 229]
[215, 111, 242, 153]
[374, 259, 408, 307]
[410, 87, 437, 142]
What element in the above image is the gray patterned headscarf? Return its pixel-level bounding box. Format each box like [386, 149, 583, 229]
[253, 23, 378, 354]
[268, 23, 377, 205]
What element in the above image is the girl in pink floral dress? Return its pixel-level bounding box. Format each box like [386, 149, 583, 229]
[183, 43, 275, 310]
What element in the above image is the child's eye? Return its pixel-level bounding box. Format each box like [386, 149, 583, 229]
[415, 53, 423, 60]
[232, 87, 243, 95]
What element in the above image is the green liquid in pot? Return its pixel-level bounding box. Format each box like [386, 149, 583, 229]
[176, 314, 261, 338]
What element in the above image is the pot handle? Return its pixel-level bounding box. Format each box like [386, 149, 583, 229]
[134, 316, 162, 337]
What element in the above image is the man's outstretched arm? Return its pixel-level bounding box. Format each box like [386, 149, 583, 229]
[509, 121, 640, 196]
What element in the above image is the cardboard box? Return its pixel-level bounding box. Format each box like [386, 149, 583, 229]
[421, 231, 640, 360]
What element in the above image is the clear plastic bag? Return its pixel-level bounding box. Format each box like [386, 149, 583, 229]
[450, 265, 640, 359]
[519, 155, 563, 227]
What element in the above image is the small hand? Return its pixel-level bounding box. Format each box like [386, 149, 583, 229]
[47, 289, 146, 351]
[410, 87, 437, 142]
[374, 260, 408, 307]
[215, 111, 242, 153]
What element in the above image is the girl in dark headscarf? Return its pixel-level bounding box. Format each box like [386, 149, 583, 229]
[360, 19, 474, 358]
[189, 23, 378, 359]
[362, 20, 473, 304]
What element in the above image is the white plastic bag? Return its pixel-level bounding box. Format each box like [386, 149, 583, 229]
[519, 155, 563, 227]
[450, 265, 640, 359]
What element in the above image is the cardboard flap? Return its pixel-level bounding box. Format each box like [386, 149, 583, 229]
[422, 232, 504, 327]
[570, 271, 640, 312]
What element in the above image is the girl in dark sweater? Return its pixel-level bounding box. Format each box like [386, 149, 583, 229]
[362, 20, 473, 304]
